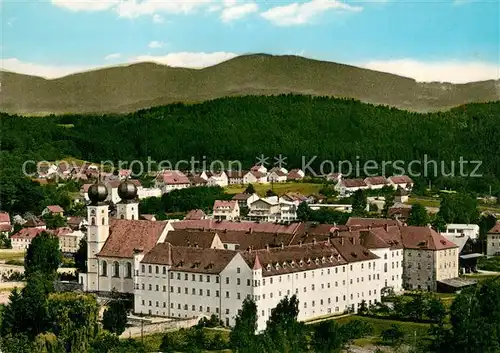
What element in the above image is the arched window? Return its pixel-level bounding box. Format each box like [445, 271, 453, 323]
[126, 262, 132, 278]
[384, 254, 387, 260]
[91, 217, 96, 226]
[131, 215, 135, 220]
[102, 217, 105, 225]
[121, 215, 124, 219]
[101, 261, 108, 276]
[113, 261, 120, 278]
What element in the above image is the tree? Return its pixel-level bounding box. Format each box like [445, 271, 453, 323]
[381, 324, 405, 347]
[46, 292, 100, 353]
[407, 203, 430, 226]
[42, 214, 67, 230]
[33, 332, 65, 353]
[431, 214, 447, 232]
[230, 298, 258, 352]
[296, 201, 312, 222]
[426, 296, 446, 323]
[358, 299, 368, 315]
[244, 184, 256, 194]
[382, 192, 395, 218]
[311, 320, 345, 353]
[25, 232, 62, 278]
[351, 190, 367, 216]
[405, 293, 426, 321]
[438, 193, 480, 224]
[266, 189, 277, 197]
[0, 288, 24, 336]
[75, 238, 87, 273]
[102, 300, 128, 336]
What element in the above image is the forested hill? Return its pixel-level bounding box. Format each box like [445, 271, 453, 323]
[2, 95, 500, 188]
[1, 54, 499, 115]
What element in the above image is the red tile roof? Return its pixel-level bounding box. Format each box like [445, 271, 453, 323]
[287, 170, 304, 180]
[270, 170, 287, 177]
[158, 171, 190, 185]
[67, 216, 83, 226]
[342, 179, 367, 188]
[389, 175, 414, 185]
[140, 214, 156, 221]
[46, 205, 64, 213]
[0, 224, 12, 232]
[11, 228, 48, 240]
[364, 176, 390, 185]
[188, 175, 207, 185]
[173, 219, 300, 235]
[399, 226, 457, 250]
[97, 219, 168, 258]
[184, 209, 207, 220]
[226, 171, 245, 179]
[488, 221, 500, 234]
[164, 230, 217, 249]
[213, 200, 238, 212]
[346, 217, 401, 227]
[217, 230, 296, 250]
[24, 218, 46, 228]
[142, 243, 237, 274]
[250, 171, 267, 178]
[0, 212, 10, 224]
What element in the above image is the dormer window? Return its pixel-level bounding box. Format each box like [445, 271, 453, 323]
[275, 263, 280, 270]
[290, 261, 295, 268]
[282, 262, 287, 268]
[329, 255, 334, 262]
[266, 264, 272, 271]
[299, 260, 304, 267]
[321, 257, 326, 263]
[337, 255, 342, 261]
[306, 258, 311, 265]
[315, 258, 320, 265]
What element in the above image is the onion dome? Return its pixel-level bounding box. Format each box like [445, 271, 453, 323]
[118, 180, 138, 202]
[88, 183, 108, 205]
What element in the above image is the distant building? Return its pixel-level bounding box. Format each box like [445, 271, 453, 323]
[243, 171, 268, 184]
[155, 171, 191, 194]
[487, 221, 500, 256]
[287, 169, 305, 181]
[232, 193, 259, 209]
[394, 187, 409, 203]
[184, 209, 207, 221]
[388, 176, 414, 191]
[213, 200, 240, 221]
[42, 205, 64, 217]
[334, 179, 368, 196]
[226, 171, 245, 185]
[0, 212, 12, 234]
[442, 224, 480, 241]
[364, 176, 391, 190]
[268, 170, 287, 183]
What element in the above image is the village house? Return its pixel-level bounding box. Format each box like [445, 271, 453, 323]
[206, 171, 229, 187]
[287, 169, 305, 181]
[11, 228, 46, 250]
[394, 187, 409, 203]
[486, 221, 500, 256]
[334, 179, 369, 196]
[188, 174, 208, 187]
[250, 164, 267, 174]
[442, 224, 480, 241]
[281, 192, 308, 205]
[232, 193, 260, 209]
[54, 227, 85, 254]
[155, 170, 191, 194]
[226, 171, 245, 185]
[326, 173, 342, 183]
[243, 170, 268, 184]
[364, 176, 391, 190]
[67, 216, 87, 231]
[213, 200, 240, 221]
[268, 170, 288, 183]
[0, 212, 12, 234]
[184, 209, 207, 221]
[42, 205, 65, 217]
[248, 197, 281, 222]
[389, 175, 414, 191]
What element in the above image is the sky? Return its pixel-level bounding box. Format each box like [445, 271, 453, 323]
[1, 0, 499, 83]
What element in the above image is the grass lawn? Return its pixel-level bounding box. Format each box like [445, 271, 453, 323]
[225, 182, 322, 197]
[464, 273, 499, 282]
[407, 197, 440, 208]
[335, 315, 431, 344]
[0, 250, 25, 261]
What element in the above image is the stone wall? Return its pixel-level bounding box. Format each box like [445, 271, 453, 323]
[120, 316, 206, 338]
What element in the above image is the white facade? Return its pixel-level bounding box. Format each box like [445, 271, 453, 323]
[443, 224, 480, 240]
[206, 172, 229, 187]
[370, 248, 404, 294]
[243, 172, 268, 184]
[59, 230, 85, 253]
[138, 188, 162, 199]
[268, 172, 287, 183]
[135, 250, 383, 331]
[213, 201, 240, 221]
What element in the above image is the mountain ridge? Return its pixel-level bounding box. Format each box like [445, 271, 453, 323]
[1, 54, 498, 115]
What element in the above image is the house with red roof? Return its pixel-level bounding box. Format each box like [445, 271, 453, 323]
[155, 170, 191, 194]
[226, 170, 245, 185]
[243, 170, 268, 184]
[487, 221, 500, 256]
[184, 209, 207, 221]
[364, 176, 391, 190]
[268, 169, 287, 183]
[0, 212, 12, 234]
[287, 168, 305, 181]
[232, 193, 259, 208]
[42, 205, 64, 217]
[389, 175, 414, 191]
[334, 179, 369, 196]
[11, 228, 48, 250]
[213, 200, 240, 221]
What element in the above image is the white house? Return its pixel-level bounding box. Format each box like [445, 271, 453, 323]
[138, 187, 162, 199]
[268, 170, 287, 183]
[243, 171, 268, 184]
[388, 176, 414, 191]
[442, 224, 480, 241]
[155, 171, 191, 194]
[364, 176, 391, 190]
[232, 193, 260, 209]
[487, 221, 500, 256]
[248, 198, 280, 222]
[41, 205, 65, 217]
[287, 169, 305, 181]
[11, 228, 46, 250]
[213, 200, 240, 221]
[326, 173, 342, 183]
[334, 179, 368, 196]
[206, 172, 229, 187]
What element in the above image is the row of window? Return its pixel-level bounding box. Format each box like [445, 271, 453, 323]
[100, 261, 132, 278]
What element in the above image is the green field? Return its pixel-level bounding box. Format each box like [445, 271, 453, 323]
[225, 182, 322, 197]
[407, 197, 440, 208]
[0, 251, 25, 261]
[335, 315, 431, 347]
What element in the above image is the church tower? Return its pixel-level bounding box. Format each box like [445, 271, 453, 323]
[116, 180, 139, 220]
[85, 182, 109, 292]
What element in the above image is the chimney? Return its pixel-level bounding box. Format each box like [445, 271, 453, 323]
[340, 237, 344, 245]
[384, 224, 389, 232]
